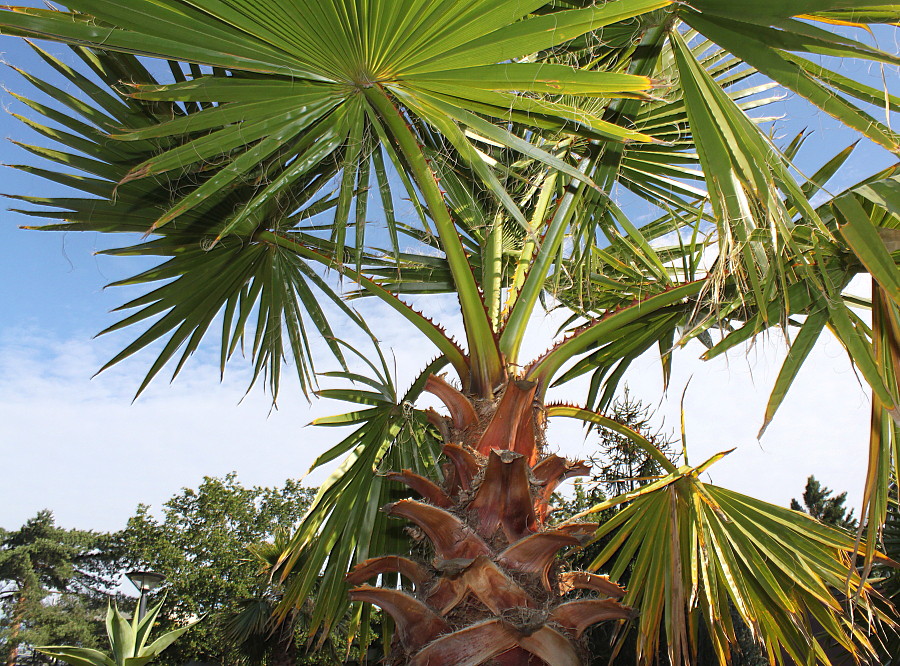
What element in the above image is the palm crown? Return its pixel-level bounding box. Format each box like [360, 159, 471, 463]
[3, 0, 900, 663]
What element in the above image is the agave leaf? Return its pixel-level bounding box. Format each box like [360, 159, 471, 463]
[36, 648, 115, 666]
[133, 597, 166, 654]
[141, 621, 200, 659]
[106, 604, 135, 666]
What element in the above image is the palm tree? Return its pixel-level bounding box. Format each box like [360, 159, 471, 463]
[221, 530, 355, 665]
[3, 1, 900, 663]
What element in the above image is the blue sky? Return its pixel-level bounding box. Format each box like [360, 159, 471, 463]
[1, 16, 898, 534]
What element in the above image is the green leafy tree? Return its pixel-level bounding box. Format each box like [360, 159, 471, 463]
[1, 479, 315, 666]
[120, 475, 314, 666]
[790, 476, 859, 531]
[27, 594, 108, 654]
[3, 1, 900, 664]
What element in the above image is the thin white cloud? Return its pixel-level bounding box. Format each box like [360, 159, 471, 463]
[0, 296, 872, 533]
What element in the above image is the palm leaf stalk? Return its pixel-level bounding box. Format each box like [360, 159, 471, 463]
[3, 1, 900, 664]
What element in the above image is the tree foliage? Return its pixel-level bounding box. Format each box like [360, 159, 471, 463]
[0, 512, 118, 665]
[790, 475, 858, 531]
[1, 477, 317, 666]
[120, 475, 315, 666]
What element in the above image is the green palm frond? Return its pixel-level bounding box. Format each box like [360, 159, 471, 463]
[274, 351, 447, 653]
[1, 0, 676, 398]
[679, 2, 900, 153]
[581, 455, 897, 665]
[4, 2, 900, 662]
[6, 46, 363, 399]
[220, 597, 275, 657]
[694, 166, 900, 562]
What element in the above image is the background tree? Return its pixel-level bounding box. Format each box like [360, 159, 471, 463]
[1, 477, 317, 666]
[220, 530, 361, 666]
[26, 594, 107, 654]
[0, 512, 117, 666]
[586, 388, 680, 498]
[550, 389, 678, 531]
[38, 597, 199, 666]
[790, 476, 858, 531]
[121, 475, 314, 666]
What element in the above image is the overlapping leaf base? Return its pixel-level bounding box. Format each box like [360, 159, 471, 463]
[346, 377, 633, 665]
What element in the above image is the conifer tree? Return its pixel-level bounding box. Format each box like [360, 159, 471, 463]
[790, 476, 858, 531]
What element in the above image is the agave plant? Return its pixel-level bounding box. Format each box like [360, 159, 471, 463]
[37, 599, 197, 666]
[3, 0, 900, 664]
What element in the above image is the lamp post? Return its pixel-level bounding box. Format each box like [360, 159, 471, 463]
[126, 570, 166, 621]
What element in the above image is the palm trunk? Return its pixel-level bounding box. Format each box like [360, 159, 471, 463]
[347, 377, 634, 665]
[268, 625, 297, 666]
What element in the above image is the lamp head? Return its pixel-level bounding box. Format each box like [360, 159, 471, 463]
[126, 570, 166, 593]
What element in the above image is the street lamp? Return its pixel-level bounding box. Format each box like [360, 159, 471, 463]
[125, 570, 166, 621]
